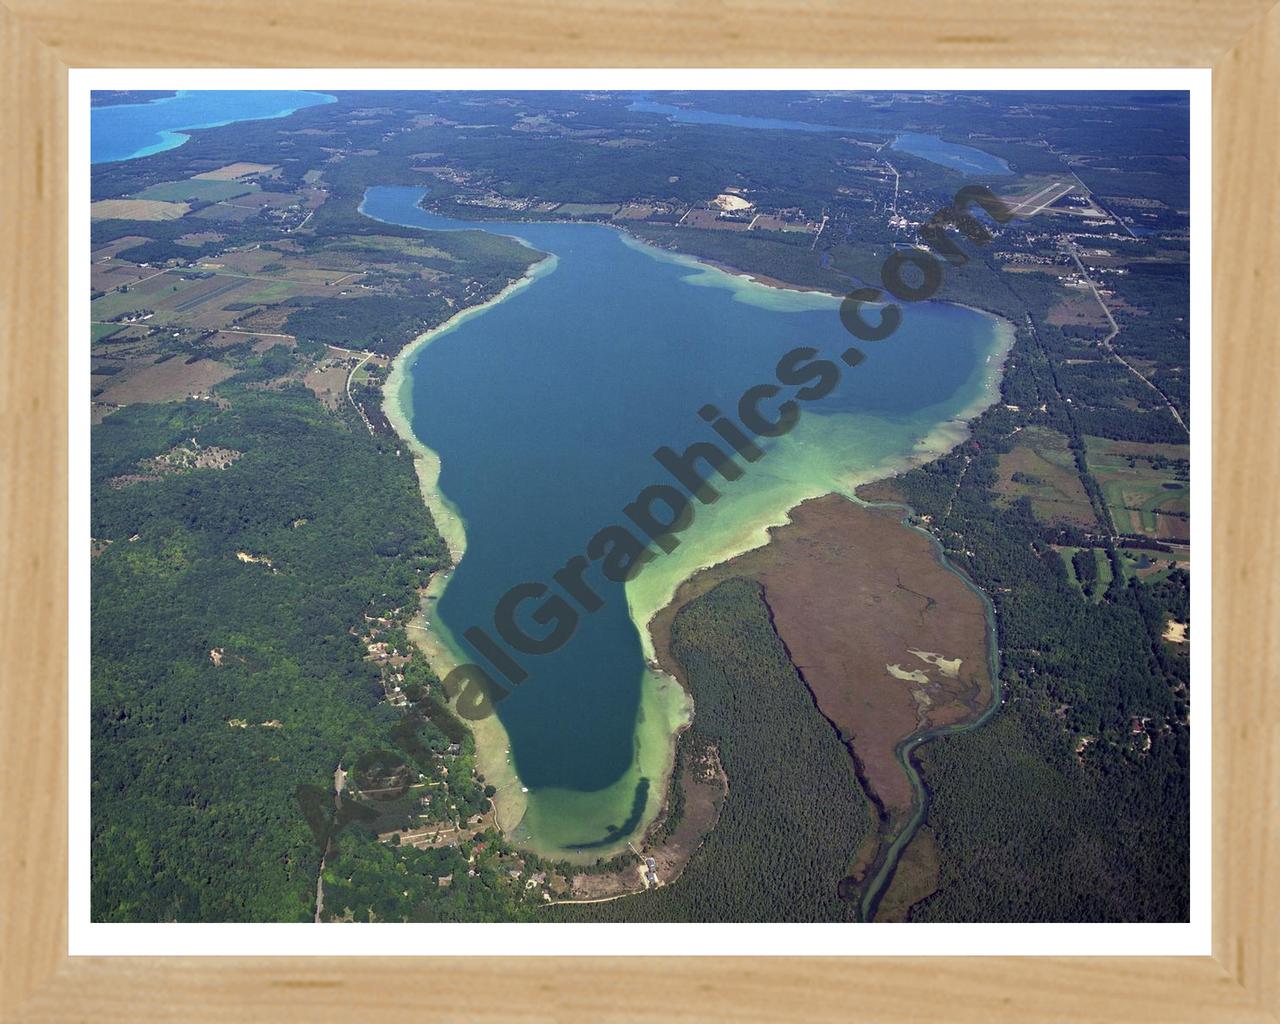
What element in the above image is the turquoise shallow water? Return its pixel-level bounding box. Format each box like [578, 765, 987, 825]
[362, 185, 1009, 854]
[91, 90, 336, 164]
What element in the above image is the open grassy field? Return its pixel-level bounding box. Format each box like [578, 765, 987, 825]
[90, 198, 188, 221]
[132, 179, 258, 203]
[994, 425, 1097, 528]
[1084, 434, 1189, 539]
[193, 162, 278, 181]
[1054, 544, 1113, 601]
[1116, 545, 1189, 584]
[553, 202, 621, 216]
[90, 323, 126, 343]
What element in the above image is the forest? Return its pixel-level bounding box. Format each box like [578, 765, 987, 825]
[860, 266, 1191, 921]
[90, 378, 450, 920]
[556, 579, 874, 922]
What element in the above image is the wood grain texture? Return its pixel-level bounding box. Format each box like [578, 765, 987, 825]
[1213, 3, 1280, 1015]
[0, 4, 68, 1021]
[1, 0, 1276, 1019]
[1, 0, 1277, 66]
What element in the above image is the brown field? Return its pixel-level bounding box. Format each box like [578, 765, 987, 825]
[680, 208, 750, 231]
[613, 203, 656, 220]
[224, 191, 301, 210]
[1157, 512, 1191, 542]
[994, 425, 1098, 528]
[175, 231, 225, 247]
[651, 494, 993, 817]
[1047, 292, 1109, 327]
[91, 261, 159, 293]
[191, 204, 258, 222]
[91, 235, 151, 260]
[193, 162, 278, 180]
[95, 357, 234, 407]
[91, 198, 189, 221]
[751, 214, 810, 232]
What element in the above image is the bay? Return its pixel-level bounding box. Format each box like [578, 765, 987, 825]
[91, 90, 336, 165]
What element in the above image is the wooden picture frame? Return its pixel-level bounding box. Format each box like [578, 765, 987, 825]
[2, 2, 1276, 1018]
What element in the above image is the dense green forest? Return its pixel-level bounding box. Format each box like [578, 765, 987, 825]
[865, 304, 1190, 921]
[91, 383, 449, 920]
[557, 579, 873, 922]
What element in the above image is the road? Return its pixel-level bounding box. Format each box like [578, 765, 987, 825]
[1065, 243, 1189, 435]
[345, 349, 376, 432]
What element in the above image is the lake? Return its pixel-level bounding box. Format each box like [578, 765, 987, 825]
[891, 132, 1012, 176]
[91, 90, 336, 164]
[627, 97, 1010, 175]
[362, 185, 1012, 859]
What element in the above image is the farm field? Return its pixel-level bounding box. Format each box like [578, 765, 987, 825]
[93, 355, 234, 408]
[993, 425, 1096, 528]
[132, 178, 258, 203]
[552, 202, 620, 216]
[193, 161, 278, 180]
[91, 259, 159, 292]
[91, 198, 188, 221]
[91, 323, 127, 343]
[1084, 434, 1189, 540]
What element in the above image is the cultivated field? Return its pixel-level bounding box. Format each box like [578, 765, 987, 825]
[94, 356, 234, 407]
[91, 198, 188, 221]
[132, 178, 258, 203]
[994, 425, 1097, 528]
[194, 162, 278, 180]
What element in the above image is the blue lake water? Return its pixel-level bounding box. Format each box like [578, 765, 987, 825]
[360, 185, 1010, 855]
[891, 132, 1012, 176]
[626, 98, 849, 133]
[627, 97, 1010, 175]
[91, 90, 336, 164]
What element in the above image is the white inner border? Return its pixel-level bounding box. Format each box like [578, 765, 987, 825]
[69, 68, 1212, 957]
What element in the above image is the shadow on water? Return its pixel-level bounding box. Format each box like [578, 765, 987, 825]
[567, 778, 651, 851]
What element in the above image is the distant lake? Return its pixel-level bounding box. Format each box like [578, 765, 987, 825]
[626, 98, 849, 133]
[891, 132, 1012, 176]
[361, 185, 1012, 859]
[627, 98, 1011, 176]
[91, 90, 336, 164]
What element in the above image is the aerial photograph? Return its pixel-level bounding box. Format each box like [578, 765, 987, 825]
[88, 87, 1192, 924]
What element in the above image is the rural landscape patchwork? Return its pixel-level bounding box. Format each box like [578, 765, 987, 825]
[89, 88, 1192, 923]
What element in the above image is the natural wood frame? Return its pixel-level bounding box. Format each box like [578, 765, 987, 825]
[3, 2, 1276, 1019]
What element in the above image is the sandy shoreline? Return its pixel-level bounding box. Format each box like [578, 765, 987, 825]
[383, 251, 557, 840]
[380, 212, 1016, 864]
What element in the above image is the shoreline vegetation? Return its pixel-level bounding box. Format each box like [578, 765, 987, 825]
[380, 216, 1017, 876]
